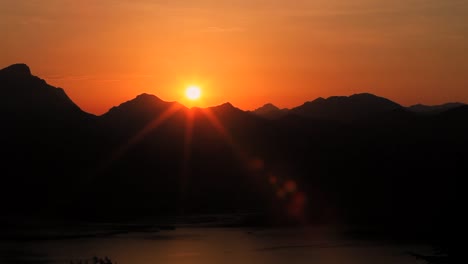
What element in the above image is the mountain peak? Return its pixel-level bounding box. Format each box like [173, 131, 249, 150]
[134, 93, 163, 103]
[215, 102, 235, 109]
[257, 103, 280, 111]
[208, 102, 244, 115]
[311, 97, 325, 103]
[349, 92, 377, 98]
[0, 63, 32, 77]
[0, 63, 91, 118]
[292, 93, 402, 121]
[253, 103, 289, 119]
[103, 93, 183, 118]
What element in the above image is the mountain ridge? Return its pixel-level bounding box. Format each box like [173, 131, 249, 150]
[0, 63, 32, 76]
[407, 102, 466, 113]
[252, 103, 289, 120]
[288, 93, 403, 122]
[1, 63, 465, 119]
[0, 63, 93, 120]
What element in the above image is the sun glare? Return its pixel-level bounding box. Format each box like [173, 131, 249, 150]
[186, 85, 201, 100]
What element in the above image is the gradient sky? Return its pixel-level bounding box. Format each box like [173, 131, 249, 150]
[1, 0, 467, 114]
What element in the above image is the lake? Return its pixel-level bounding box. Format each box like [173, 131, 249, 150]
[0, 224, 432, 264]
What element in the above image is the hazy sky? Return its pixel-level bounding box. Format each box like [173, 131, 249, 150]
[1, 0, 467, 114]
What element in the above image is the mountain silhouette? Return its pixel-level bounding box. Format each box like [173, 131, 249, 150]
[252, 103, 289, 119]
[0, 63, 31, 76]
[290, 93, 402, 121]
[0, 63, 92, 120]
[0, 64, 100, 216]
[0, 63, 462, 240]
[407, 102, 466, 114]
[101, 93, 187, 134]
[204, 102, 268, 128]
[104, 93, 185, 119]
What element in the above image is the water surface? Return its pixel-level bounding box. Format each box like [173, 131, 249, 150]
[0, 226, 432, 264]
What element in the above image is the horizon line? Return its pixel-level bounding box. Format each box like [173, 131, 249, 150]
[1, 63, 466, 116]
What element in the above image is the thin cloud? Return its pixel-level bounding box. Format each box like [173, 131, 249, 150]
[45, 75, 91, 81]
[44, 73, 156, 82]
[45, 75, 120, 82]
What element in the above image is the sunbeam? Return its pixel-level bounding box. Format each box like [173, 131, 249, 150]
[178, 109, 195, 210]
[200, 108, 247, 160]
[98, 103, 183, 172]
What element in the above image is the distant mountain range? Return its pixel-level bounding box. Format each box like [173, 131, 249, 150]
[252, 95, 465, 121]
[0, 63, 463, 234]
[2, 64, 464, 121]
[407, 102, 466, 113]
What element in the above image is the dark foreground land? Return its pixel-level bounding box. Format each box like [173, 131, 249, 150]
[0, 64, 459, 257]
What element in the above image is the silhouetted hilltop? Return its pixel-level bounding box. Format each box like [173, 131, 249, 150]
[408, 102, 466, 114]
[105, 93, 182, 114]
[99, 94, 189, 162]
[0, 64, 99, 215]
[102, 93, 186, 122]
[253, 103, 289, 119]
[290, 93, 402, 121]
[207, 102, 239, 113]
[189, 102, 270, 133]
[206, 102, 258, 121]
[0, 64, 92, 120]
[0, 63, 31, 76]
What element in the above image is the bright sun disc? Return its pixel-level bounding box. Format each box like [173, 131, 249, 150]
[186, 86, 201, 100]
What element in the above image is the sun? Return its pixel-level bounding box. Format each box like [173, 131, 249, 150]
[185, 85, 201, 100]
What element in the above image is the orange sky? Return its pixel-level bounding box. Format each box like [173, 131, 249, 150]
[1, 0, 467, 114]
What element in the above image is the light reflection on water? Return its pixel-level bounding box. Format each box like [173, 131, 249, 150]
[1, 227, 430, 264]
